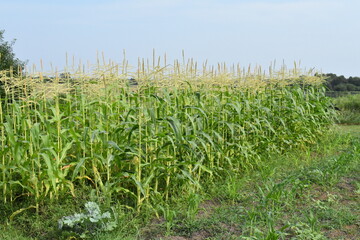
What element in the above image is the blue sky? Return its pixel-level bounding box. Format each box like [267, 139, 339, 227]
[1, 0, 359, 76]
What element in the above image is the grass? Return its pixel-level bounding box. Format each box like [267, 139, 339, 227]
[333, 94, 360, 111]
[334, 125, 360, 138]
[333, 94, 360, 124]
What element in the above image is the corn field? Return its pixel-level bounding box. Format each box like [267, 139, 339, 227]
[0, 56, 334, 212]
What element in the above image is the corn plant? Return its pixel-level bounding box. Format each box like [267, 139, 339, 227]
[0, 57, 334, 214]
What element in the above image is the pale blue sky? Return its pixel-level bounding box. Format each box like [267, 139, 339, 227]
[1, 0, 359, 76]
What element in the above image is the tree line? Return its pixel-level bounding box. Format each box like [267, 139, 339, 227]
[320, 73, 360, 92]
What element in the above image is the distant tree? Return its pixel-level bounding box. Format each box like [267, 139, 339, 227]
[59, 72, 71, 79]
[0, 29, 27, 75]
[331, 75, 347, 86]
[0, 30, 28, 100]
[333, 83, 348, 91]
[322, 73, 360, 92]
[348, 77, 360, 87]
[345, 83, 358, 91]
[332, 83, 359, 91]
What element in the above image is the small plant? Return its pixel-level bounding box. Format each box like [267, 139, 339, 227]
[291, 222, 326, 240]
[186, 192, 201, 220]
[355, 182, 360, 194]
[58, 201, 117, 238]
[159, 204, 177, 236]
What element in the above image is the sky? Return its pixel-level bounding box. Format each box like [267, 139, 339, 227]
[1, 0, 359, 76]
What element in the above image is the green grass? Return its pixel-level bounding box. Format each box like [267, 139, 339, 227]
[333, 94, 360, 124]
[335, 124, 360, 138]
[333, 94, 360, 111]
[0, 225, 32, 240]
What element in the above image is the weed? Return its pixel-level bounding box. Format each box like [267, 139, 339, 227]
[58, 202, 117, 239]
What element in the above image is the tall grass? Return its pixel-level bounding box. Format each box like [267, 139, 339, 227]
[333, 94, 360, 124]
[334, 94, 360, 111]
[0, 56, 333, 213]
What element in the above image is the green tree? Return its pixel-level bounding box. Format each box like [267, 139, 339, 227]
[348, 77, 360, 87]
[0, 29, 27, 74]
